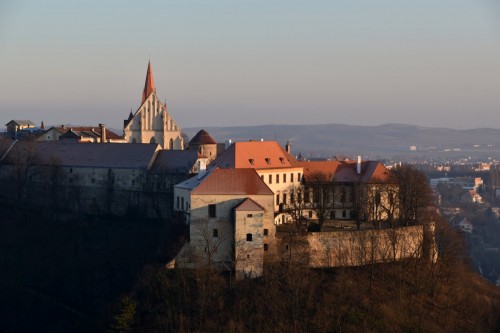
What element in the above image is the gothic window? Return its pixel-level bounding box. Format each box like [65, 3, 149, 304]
[150, 137, 156, 144]
[169, 138, 174, 150]
[132, 138, 137, 143]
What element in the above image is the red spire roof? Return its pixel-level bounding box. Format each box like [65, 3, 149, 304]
[142, 61, 156, 103]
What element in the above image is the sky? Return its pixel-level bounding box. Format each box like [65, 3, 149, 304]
[1, 0, 500, 130]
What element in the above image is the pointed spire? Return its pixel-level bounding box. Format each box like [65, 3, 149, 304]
[142, 61, 156, 103]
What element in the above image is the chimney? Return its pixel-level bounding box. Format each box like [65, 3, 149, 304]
[41, 121, 45, 130]
[285, 141, 291, 154]
[357, 156, 362, 175]
[225, 139, 232, 150]
[99, 123, 106, 143]
[198, 160, 206, 180]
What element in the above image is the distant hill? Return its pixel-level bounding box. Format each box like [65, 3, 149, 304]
[184, 124, 500, 160]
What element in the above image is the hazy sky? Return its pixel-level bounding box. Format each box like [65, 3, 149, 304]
[1, 1, 500, 130]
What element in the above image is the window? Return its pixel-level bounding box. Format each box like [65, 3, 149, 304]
[283, 174, 287, 183]
[309, 211, 313, 218]
[276, 194, 280, 205]
[264, 243, 269, 251]
[330, 211, 335, 219]
[181, 197, 184, 210]
[291, 173, 294, 182]
[304, 190, 310, 202]
[268, 174, 272, 184]
[342, 210, 347, 218]
[208, 204, 216, 218]
[298, 173, 302, 181]
[213, 229, 218, 238]
[176, 197, 180, 209]
[246, 233, 253, 242]
[290, 190, 294, 203]
[69, 168, 72, 173]
[91, 178, 95, 184]
[283, 193, 287, 204]
[279, 157, 285, 164]
[249, 159, 254, 165]
[261, 175, 264, 182]
[265, 158, 271, 165]
[276, 174, 280, 183]
[264, 229, 269, 236]
[247, 214, 253, 218]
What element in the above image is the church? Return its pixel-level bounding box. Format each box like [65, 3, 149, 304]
[123, 62, 184, 150]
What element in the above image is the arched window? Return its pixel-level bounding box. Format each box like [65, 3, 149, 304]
[132, 138, 137, 143]
[169, 138, 174, 150]
[150, 137, 156, 144]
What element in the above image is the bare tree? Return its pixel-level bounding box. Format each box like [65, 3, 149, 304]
[192, 218, 231, 272]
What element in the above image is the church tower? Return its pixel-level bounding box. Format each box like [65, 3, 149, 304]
[123, 62, 184, 150]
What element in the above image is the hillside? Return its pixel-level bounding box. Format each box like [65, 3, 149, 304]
[184, 124, 500, 160]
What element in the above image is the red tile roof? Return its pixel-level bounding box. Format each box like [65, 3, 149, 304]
[142, 61, 156, 103]
[234, 198, 265, 211]
[45, 126, 123, 141]
[213, 141, 298, 169]
[298, 160, 390, 183]
[187, 168, 273, 195]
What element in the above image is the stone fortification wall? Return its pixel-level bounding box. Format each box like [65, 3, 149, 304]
[306, 224, 436, 268]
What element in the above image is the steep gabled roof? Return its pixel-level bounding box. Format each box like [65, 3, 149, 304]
[142, 61, 156, 103]
[177, 168, 273, 195]
[235, 198, 265, 211]
[150, 150, 201, 174]
[212, 141, 298, 169]
[189, 129, 217, 146]
[298, 160, 391, 183]
[43, 126, 123, 141]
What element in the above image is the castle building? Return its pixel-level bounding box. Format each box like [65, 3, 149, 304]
[123, 62, 184, 150]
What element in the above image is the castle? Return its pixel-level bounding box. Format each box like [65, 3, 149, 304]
[0, 62, 437, 280]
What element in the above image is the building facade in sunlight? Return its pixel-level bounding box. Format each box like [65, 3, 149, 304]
[123, 62, 184, 150]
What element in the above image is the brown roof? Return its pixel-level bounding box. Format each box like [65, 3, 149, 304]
[142, 61, 155, 103]
[298, 160, 390, 183]
[234, 198, 265, 211]
[43, 126, 122, 140]
[178, 168, 273, 195]
[212, 141, 298, 169]
[189, 129, 217, 146]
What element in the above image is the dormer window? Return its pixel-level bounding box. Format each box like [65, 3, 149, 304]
[279, 157, 285, 164]
[249, 159, 254, 165]
[265, 158, 271, 165]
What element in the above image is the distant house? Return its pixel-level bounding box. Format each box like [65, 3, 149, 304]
[4, 120, 40, 139]
[36, 124, 125, 143]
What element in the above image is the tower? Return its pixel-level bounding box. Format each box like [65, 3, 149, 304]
[123, 62, 184, 150]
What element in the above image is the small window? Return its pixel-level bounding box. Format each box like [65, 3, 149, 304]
[330, 211, 335, 219]
[181, 197, 184, 210]
[279, 157, 285, 164]
[276, 194, 280, 205]
[291, 173, 294, 182]
[176, 197, 180, 209]
[283, 174, 287, 183]
[265, 158, 271, 165]
[264, 229, 269, 236]
[283, 193, 287, 204]
[261, 175, 264, 182]
[268, 174, 272, 184]
[247, 214, 253, 218]
[69, 168, 73, 173]
[298, 173, 302, 181]
[213, 229, 218, 238]
[342, 210, 347, 218]
[264, 243, 269, 251]
[91, 178, 95, 184]
[276, 174, 280, 183]
[209, 204, 216, 218]
[249, 159, 254, 165]
[246, 233, 253, 242]
[308, 211, 313, 218]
